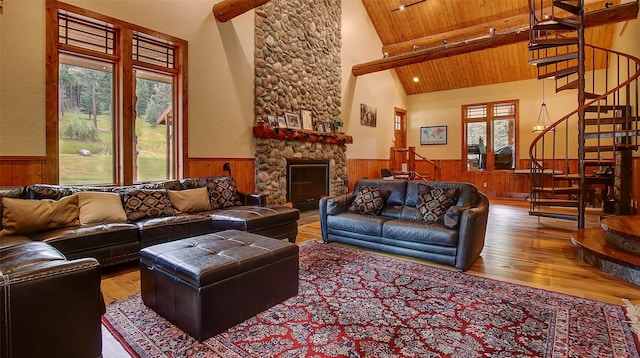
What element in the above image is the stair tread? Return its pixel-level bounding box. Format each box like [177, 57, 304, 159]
[539, 66, 578, 79]
[584, 145, 615, 152]
[533, 19, 580, 31]
[583, 159, 615, 166]
[585, 117, 639, 125]
[528, 38, 579, 50]
[585, 105, 631, 113]
[529, 211, 578, 221]
[528, 198, 580, 207]
[533, 186, 581, 193]
[585, 129, 640, 139]
[530, 52, 578, 67]
[553, 0, 581, 15]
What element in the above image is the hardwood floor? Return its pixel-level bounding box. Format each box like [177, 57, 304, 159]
[100, 198, 640, 307]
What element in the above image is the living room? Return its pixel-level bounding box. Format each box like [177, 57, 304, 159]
[2, 0, 640, 356]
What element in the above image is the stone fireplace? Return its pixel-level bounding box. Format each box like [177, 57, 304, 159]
[254, 131, 348, 206]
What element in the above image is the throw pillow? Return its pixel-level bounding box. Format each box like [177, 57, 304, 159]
[122, 189, 175, 222]
[348, 186, 389, 215]
[77, 191, 127, 225]
[205, 177, 242, 209]
[168, 187, 211, 213]
[416, 187, 458, 223]
[0, 195, 80, 236]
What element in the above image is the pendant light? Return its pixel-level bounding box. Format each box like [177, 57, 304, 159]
[532, 80, 553, 133]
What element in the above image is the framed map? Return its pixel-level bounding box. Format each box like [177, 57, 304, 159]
[420, 126, 447, 145]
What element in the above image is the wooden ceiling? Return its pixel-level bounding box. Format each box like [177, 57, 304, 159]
[359, 0, 634, 95]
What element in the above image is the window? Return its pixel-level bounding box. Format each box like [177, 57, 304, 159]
[47, 3, 187, 185]
[463, 100, 518, 171]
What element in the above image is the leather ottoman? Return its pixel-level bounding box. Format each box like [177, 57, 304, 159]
[139, 229, 299, 341]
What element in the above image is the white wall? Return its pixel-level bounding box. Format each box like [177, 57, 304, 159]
[340, 0, 408, 159]
[0, 0, 256, 158]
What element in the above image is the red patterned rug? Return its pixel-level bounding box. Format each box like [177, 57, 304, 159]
[103, 241, 639, 357]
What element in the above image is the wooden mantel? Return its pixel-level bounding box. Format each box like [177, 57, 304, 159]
[253, 123, 353, 145]
[213, 0, 270, 22]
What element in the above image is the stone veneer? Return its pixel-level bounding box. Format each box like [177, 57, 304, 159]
[255, 139, 347, 204]
[253, 0, 344, 205]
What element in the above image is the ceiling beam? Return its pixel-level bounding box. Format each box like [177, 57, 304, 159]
[213, 0, 270, 22]
[381, 0, 611, 56]
[352, 2, 638, 77]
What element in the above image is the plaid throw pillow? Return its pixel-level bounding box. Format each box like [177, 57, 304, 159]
[123, 189, 175, 222]
[348, 186, 389, 215]
[416, 187, 458, 223]
[206, 177, 242, 209]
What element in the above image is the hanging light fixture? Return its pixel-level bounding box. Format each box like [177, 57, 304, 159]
[532, 80, 553, 133]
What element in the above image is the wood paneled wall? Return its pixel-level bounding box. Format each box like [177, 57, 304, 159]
[185, 158, 256, 193]
[0, 157, 46, 186]
[2, 156, 636, 209]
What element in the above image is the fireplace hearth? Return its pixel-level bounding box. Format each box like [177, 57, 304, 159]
[287, 159, 329, 211]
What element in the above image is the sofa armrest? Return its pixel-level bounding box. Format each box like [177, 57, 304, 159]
[239, 192, 267, 206]
[0, 243, 105, 358]
[454, 193, 490, 271]
[319, 194, 354, 242]
[443, 205, 471, 229]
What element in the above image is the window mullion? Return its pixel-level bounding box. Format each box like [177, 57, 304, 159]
[120, 28, 135, 185]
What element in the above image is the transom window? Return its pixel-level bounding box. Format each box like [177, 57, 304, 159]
[463, 100, 518, 172]
[46, 2, 187, 185]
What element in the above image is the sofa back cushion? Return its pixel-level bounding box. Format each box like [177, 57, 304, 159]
[122, 189, 175, 222]
[180, 176, 242, 209]
[0, 195, 80, 236]
[403, 181, 479, 223]
[0, 186, 26, 230]
[353, 179, 407, 218]
[77, 192, 127, 225]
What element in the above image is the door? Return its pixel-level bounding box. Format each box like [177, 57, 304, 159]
[394, 108, 407, 170]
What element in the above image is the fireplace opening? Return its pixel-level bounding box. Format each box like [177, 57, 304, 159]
[287, 159, 329, 211]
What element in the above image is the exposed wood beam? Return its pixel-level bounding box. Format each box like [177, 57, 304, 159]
[382, 0, 611, 56]
[213, 0, 270, 22]
[353, 2, 638, 77]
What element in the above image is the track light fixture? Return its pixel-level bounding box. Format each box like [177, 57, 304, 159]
[391, 0, 427, 12]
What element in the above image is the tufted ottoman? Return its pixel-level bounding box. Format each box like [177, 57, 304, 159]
[139, 229, 299, 341]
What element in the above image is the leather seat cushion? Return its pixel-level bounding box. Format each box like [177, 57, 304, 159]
[327, 212, 390, 236]
[136, 215, 213, 247]
[206, 206, 299, 231]
[32, 223, 139, 255]
[382, 219, 458, 247]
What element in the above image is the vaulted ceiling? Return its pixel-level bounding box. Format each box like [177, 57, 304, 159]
[359, 0, 636, 95]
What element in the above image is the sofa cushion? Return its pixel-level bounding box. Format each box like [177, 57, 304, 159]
[168, 187, 211, 213]
[33, 223, 140, 254]
[348, 186, 390, 215]
[327, 212, 389, 237]
[0, 196, 80, 236]
[77, 192, 127, 225]
[206, 206, 300, 232]
[207, 177, 242, 209]
[382, 219, 459, 247]
[416, 187, 458, 223]
[123, 189, 175, 222]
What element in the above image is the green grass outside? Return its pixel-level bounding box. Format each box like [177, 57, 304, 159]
[59, 110, 169, 184]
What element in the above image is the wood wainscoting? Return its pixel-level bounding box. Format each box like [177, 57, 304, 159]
[0, 156, 46, 186]
[185, 158, 256, 193]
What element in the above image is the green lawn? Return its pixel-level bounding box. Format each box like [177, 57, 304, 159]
[59, 111, 169, 184]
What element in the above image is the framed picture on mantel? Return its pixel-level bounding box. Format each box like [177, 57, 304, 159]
[300, 109, 313, 130]
[285, 112, 301, 129]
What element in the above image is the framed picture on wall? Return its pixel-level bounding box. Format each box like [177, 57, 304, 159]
[285, 112, 301, 129]
[360, 103, 377, 127]
[277, 116, 287, 128]
[300, 109, 313, 130]
[420, 125, 447, 145]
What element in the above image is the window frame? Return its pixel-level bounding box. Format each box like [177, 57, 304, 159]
[45, 1, 188, 185]
[461, 100, 519, 173]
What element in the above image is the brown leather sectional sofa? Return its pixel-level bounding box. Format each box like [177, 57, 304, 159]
[0, 176, 300, 267]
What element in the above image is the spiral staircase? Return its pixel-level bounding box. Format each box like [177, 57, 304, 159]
[528, 0, 640, 284]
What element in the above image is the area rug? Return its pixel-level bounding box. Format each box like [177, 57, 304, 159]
[103, 241, 640, 357]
